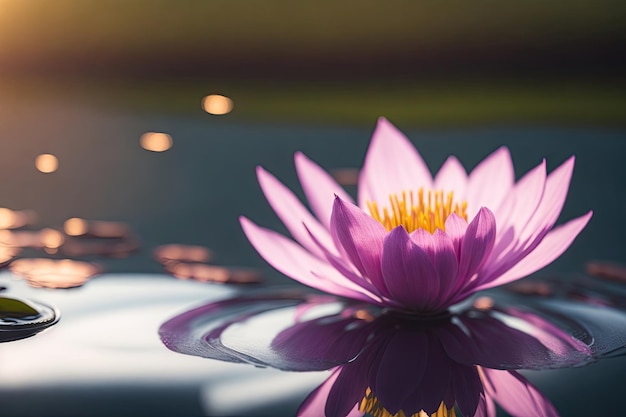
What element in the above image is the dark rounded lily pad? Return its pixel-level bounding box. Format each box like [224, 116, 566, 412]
[0, 296, 60, 342]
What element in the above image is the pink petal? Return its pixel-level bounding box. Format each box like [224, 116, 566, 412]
[478, 211, 592, 290]
[330, 197, 388, 294]
[295, 151, 354, 230]
[358, 117, 433, 209]
[411, 229, 459, 307]
[485, 157, 576, 280]
[304, 223, 386, 299]
[457, 208, 496, 286]
[240, 216, 380, 304]
[381, 226, 439, 310]
[430, 230, 460, 304]
[487, 160, 546, 265]
[444, 213, 468, 256]
[480, 369, 559, 417]
[500, 160, 547, 236]
[434, 155, 468, 201]
[515, 157, 576, 249]
[466, 147, 514, 218]
[257, 166, 335, 259]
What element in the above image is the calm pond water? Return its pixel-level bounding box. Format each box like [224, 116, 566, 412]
[0, 94, 625, 416]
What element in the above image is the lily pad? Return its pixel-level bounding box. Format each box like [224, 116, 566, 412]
[0, 297, 40, 319]
[0, 296, 60, 342]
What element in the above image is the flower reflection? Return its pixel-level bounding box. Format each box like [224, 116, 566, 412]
[241, 118, 592, 314]
[271, 308, 574, 417]
[160, 284, 626, 417]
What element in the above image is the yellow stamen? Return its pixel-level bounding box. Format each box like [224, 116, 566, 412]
[359, 387, 457, 417]
[367, 189, 468, 234]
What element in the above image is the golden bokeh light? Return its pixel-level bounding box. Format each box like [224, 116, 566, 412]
[9, 258, 100, 289]
[64, 217, 88, 236]
[0, 208, 17, 229]
[35, 154, 59, 173]
[202, 94, 233, 115]
[140, 132, 173, 152]
[154, 244, 213, 265]
[472, 296, 495, 310]
[39, 228, 65, 253]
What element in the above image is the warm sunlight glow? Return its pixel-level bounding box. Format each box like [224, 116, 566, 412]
[35, 154, 59, 173]
[64, 217, 88, 236]
[140, 132, 173, 152]
[202, 94, 233, 115]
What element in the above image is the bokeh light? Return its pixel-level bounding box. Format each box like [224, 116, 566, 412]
[0, 208, 18, 229]
[9, 258, 100, 289]
[202, 94, 233, 115]
[140, 132, 173, 152]
[39, 228, 65, 253]
[35, 154, 59, 173]
[473, 296, 495, 310]
[64, 217, 88, 236]
[331, 168, 359, 186]
[154, 244, 213, 265]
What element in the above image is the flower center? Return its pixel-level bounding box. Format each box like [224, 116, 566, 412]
[359, 387, 456, 417]
[367, 189, 468, 234]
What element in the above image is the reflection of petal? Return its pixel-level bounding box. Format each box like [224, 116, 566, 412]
[297, 368, 361, 417]
[271, 315, 371, 369]
[439, 312, 589, 370]
[373, 332, 429, 414]
[480, 368, 558, 417]
[327, 362, 370, 417]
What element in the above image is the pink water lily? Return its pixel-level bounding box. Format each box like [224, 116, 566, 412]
[240, 118, 592, 314]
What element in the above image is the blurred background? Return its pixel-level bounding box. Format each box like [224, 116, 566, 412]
[0, 0, 624, 272]
[1, 0, 625, 125]
[0, 3, 625, 415]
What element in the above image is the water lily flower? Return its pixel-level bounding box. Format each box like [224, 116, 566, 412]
[240, 118, 592, 314]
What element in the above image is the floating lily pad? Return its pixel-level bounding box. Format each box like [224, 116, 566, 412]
[0, 296, 59, 342]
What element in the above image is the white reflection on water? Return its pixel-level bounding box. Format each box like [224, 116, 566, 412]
[0, 273, 331, 416]
[0, 274, 240, 385]
[201, 371, 325, 416]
